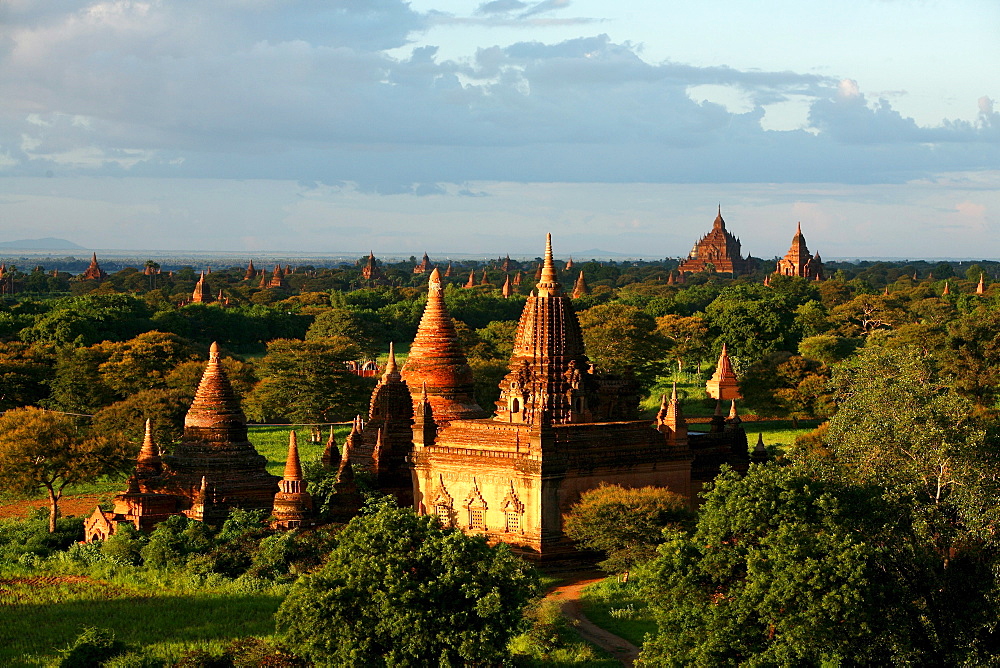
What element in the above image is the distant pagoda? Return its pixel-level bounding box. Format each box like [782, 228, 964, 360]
[81, 253, 108, 281]
[677, 206, 753, 276]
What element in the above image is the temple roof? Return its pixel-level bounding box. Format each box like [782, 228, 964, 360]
[678, 206, 750, 275]
[283, 431, 303, 481]
[183, 342, 248, 442]
[402, 268, 487, 422]
[495, 234, 590, 425]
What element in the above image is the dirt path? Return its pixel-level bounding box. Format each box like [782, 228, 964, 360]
[0, 494, 103, 520]
[545, 575, 641, 667]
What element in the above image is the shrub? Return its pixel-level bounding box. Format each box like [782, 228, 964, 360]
[58, 627, 127, 668]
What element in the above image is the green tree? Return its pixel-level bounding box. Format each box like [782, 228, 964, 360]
[578, 303, 667, 388]
[0, 342, 55, 410]
[275, 499, 540, 667]
[942, 307, 1000, 406]
[306, 308, 379, 356]
[641, 345, 1000, 665]
[654, 314, 710, 371]
[703, 285, 797, 369]
[829, 293, 906, 336]
[245, 337, 372, 423]
[19, 294, 152, 346]
[44, 346, 115, 413]
[563, 484, 691, 577]
[797, 334, 860, 366]
[820, 344, 994, 506]
[641, 465, 898, 666]
[0, 408, 130, 531]
[740, 352, 834, 422]
[90, 388, 193, 446]
[96, 331, 200, 396]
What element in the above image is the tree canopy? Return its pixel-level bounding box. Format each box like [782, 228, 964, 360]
[563, 484, 691, 577]
[0, 408, 131, 531]
[275, 498, 540, 667]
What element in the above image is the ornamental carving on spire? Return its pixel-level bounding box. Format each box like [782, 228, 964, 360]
[494, 234, 595, 426]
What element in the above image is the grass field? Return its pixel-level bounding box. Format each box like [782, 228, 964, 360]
[0, 574, 286, 666]
[580, 578, 657, 649]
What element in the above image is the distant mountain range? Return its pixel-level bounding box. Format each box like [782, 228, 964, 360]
[0, 238, 85, 250]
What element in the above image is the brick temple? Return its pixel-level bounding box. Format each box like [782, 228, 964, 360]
[85, 343, 280, 540]
[349, 235, 751, 558]
[775, 222, 824, 280]
[677, 206, 754, 276]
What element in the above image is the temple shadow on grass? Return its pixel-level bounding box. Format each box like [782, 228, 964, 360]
[0, 591, 283, 665]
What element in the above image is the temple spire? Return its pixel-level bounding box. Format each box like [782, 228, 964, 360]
[495, 234, 589, 425]
[184, 342, 247, 442]
[536, 233, 562, 297]
[978, 273, 986, 295]
[383, 342, 400, 380]
[401, 268, 486, 421]
[136, 418, 162, 476]
[706, 343, 741, 401]
[271, 430, 314, 529]
[283, 431, 303, 481]
[572, 270, 589, 298]
[321, 426, 341, 470]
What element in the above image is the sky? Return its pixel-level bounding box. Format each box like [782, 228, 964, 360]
[0, 0, 998, 258]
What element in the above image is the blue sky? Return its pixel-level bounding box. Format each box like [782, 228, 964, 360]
[0, 0, 997, 258]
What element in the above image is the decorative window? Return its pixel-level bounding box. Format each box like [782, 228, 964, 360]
[430, 475, 454, 527]
[464, 479, 488, 531]
[500, 482, 525, 534]
[435, 503, 452, 526]
[511, 398, 520, 413]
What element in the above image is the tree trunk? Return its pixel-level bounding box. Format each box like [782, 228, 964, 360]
[47, 486, 60, 533]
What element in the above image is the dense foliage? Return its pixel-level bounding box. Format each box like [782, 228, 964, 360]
[276, 499, 540, 667]
[563, 484, 692, 576]
[639, 345, 1000, 665]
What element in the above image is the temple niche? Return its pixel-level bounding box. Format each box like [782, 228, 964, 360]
[677, 206, 754, 276]
[775, 222, 824, 280]
[354, 234, 751, 559]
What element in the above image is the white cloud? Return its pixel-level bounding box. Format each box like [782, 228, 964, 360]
[0, 2, 995, 203]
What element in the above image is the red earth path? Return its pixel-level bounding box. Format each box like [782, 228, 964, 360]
[544, 574, 642, 667]
[0, 494, 103, 520]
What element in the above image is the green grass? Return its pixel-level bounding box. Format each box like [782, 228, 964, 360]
[579, 578, 656, 650]
[0, 575, 285, 666]
[247, 424, 351, 476]
[641, 375, 710, 416]
[689, 419, 823, 450]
